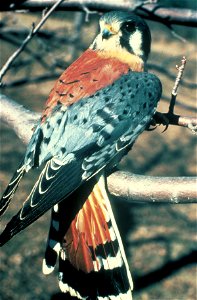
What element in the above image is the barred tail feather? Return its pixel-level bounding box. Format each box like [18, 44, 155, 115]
[43, 174, 133, 299]
[42, 204, 60, 275]
[97, 175, 133, 291]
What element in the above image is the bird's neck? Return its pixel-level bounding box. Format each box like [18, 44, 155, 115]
[95, 49, 144, 72]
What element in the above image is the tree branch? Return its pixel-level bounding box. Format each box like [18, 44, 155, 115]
[139, 4, 197, 27]
[1, 94, 196, 203]
[108, 172, 197, 203]
[153, 112, 197, 134]
[0, 94, 40, 143]
[1, 1, 196, 27]
[0, 0, 149, 12]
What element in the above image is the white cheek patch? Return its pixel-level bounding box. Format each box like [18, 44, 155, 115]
[92, 33, 121, 52]
[129, 29, 143, 57]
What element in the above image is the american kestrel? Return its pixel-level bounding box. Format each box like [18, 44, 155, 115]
[0, 11, 162, 300]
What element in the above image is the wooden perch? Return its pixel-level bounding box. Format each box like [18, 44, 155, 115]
[0, 94, 196, 203]
[108, 172, 197, 204]
[0, 94, 40, 144]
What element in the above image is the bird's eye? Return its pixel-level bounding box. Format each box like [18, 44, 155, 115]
[122, 22, 135, 33]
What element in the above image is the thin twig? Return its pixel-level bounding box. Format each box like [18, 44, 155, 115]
[172, 57, 187, 97]
[162, 96, 196, 113]
[151, 56, 197, 134]
[169, 26, 187, 43]
[80, 5, 97, 22]
[0, 0, 66, 84]
[148, 63, 197, 89]
[169, 56, 187, 114]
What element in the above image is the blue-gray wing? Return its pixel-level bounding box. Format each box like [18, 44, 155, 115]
[0, 71, 162, 245]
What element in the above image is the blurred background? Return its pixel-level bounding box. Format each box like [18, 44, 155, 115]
[0, 1, 196, 299]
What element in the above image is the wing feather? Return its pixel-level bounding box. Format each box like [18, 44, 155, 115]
[0, 71, 161, 246]
[0, 163, 26, 217]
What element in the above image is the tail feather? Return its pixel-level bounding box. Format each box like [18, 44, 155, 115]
[43, 174, 133, 299]
[42, 204, 60, 275]
[0, 163, 25, 217]
[97, 176, 133, 290]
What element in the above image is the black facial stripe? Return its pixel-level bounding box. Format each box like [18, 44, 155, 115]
[119, 35, 133, 53]
[119, 20, 136, 53]
[141, 26, 151, 60]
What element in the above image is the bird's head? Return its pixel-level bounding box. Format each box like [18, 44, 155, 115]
[91, 11, 151, 64]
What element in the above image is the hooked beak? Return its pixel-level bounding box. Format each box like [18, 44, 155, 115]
[102, 25, 117, 40]
[102, 28, 113, 40]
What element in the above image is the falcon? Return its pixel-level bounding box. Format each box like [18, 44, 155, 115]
[0, 11, 162, 300]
